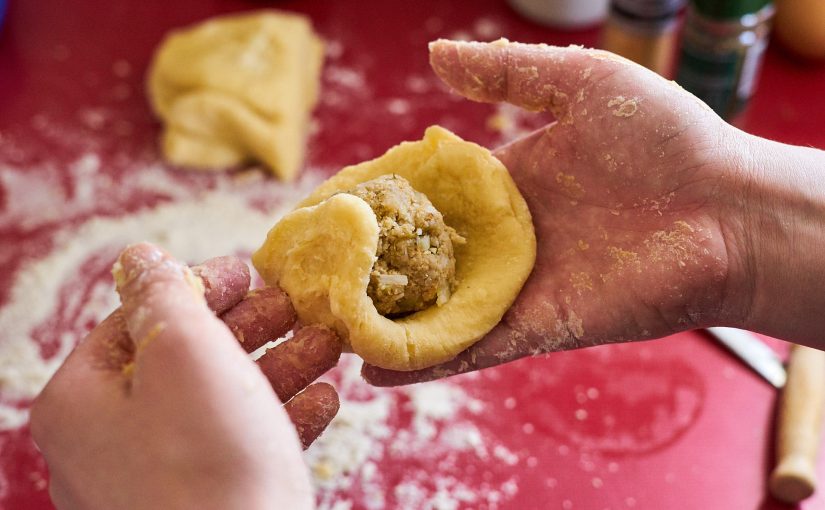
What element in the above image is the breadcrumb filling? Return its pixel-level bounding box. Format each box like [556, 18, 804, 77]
[345, 174, 464, 316]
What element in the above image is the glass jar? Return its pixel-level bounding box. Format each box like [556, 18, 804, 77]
[676, 0, 775, 119]
[602, 0, 686, 76]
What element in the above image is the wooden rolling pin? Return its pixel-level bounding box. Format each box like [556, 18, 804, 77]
[769, 345, 825, 503]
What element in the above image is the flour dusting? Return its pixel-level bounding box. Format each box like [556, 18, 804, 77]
[0, 155, 321, 429]
[0, 32, 528, 508]
[308, 357, 520, 509]
[1, 146, 522, 508]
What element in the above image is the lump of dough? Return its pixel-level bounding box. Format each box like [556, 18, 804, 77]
[147, 10, 323, 180]
[252, 126, 536, 371]
[344, 174, 464, 316]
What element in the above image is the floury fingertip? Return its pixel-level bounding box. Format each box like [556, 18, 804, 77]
[112, 243, 168, 293]
[112, 242, 205, 303]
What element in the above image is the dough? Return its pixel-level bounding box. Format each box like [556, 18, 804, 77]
[147, 11, 323, 181]
[345, 174, 464, 316]
[252, 126, 536, 371]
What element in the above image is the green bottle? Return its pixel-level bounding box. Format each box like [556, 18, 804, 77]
[676, 0, 775, 119]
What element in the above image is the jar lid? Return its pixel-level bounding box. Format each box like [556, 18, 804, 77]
[691, 0, 772, 19]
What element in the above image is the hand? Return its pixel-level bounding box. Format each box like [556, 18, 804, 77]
[31, 243, 342, 510]
[364, 39, 756, 385]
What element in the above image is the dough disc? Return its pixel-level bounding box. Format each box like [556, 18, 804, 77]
[253, 126, 536, 371]
[147, 10, 323, 180]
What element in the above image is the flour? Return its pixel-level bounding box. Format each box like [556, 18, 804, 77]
[1, 34, 526, 506]
[0, 155, 321, 429]
[387, 98, 411, 116]
[1, 149, 522, 508]
[325, 65, 366, 90]
[307, 357, 521, 509]
[473, 18, 502, 40]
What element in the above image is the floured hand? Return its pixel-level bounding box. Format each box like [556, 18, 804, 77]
[364, 40, 754, 385]
[31, 243, 341, 510]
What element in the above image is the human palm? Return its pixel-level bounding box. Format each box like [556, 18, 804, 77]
[365, 40, 748, 385]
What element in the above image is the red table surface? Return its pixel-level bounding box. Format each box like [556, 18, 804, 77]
[2, 1, 825, 509]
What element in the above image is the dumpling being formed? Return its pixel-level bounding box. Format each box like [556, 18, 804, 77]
[253, 126, 536, 371]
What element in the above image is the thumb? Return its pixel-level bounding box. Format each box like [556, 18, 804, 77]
[429, 39, 639, 121]
[113, 243, 248, 388]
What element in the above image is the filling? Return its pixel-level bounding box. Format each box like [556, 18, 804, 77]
[344, 174, 464, 316]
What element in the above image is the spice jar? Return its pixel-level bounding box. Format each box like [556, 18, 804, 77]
[676, 0, 775, 119]
[602, 0, 686, 77]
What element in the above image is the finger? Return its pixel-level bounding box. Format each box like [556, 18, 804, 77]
[41, 255, 250, 385]
[30, 309, 133, 444]
[283, 382, 340, 449]
[113, 243, 242, 384]
[65, 256, 248, 374]
[491, 123, 556, 173]
[256, 325, 342, 402]
[429, 39, 634, 118]
[221, 287, 298, 353]
[191, 255, 250, 314]
[71, 309, 135, 373]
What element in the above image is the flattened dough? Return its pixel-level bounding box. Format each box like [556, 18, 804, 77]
[252, 126, 536, 371]
[147, 10, 323, 180]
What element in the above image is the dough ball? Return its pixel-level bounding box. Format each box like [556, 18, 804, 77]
[147, 11, 323, 180]
[345, 174, 464, 316]
[253, 126, 536, 371]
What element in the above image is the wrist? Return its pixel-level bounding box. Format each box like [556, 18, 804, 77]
[722, 131, 825, 346]
[143, 468, 314, 510]
[170, 484, 314, 510]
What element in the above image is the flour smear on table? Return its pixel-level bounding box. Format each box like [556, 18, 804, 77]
[0, 153, 522, 508]
[0, 152, 321, 428]
[0, 17, 528, 506]
[0, 152, 522, 508]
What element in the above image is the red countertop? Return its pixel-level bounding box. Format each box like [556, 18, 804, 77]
[2, 1, 825, 509]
